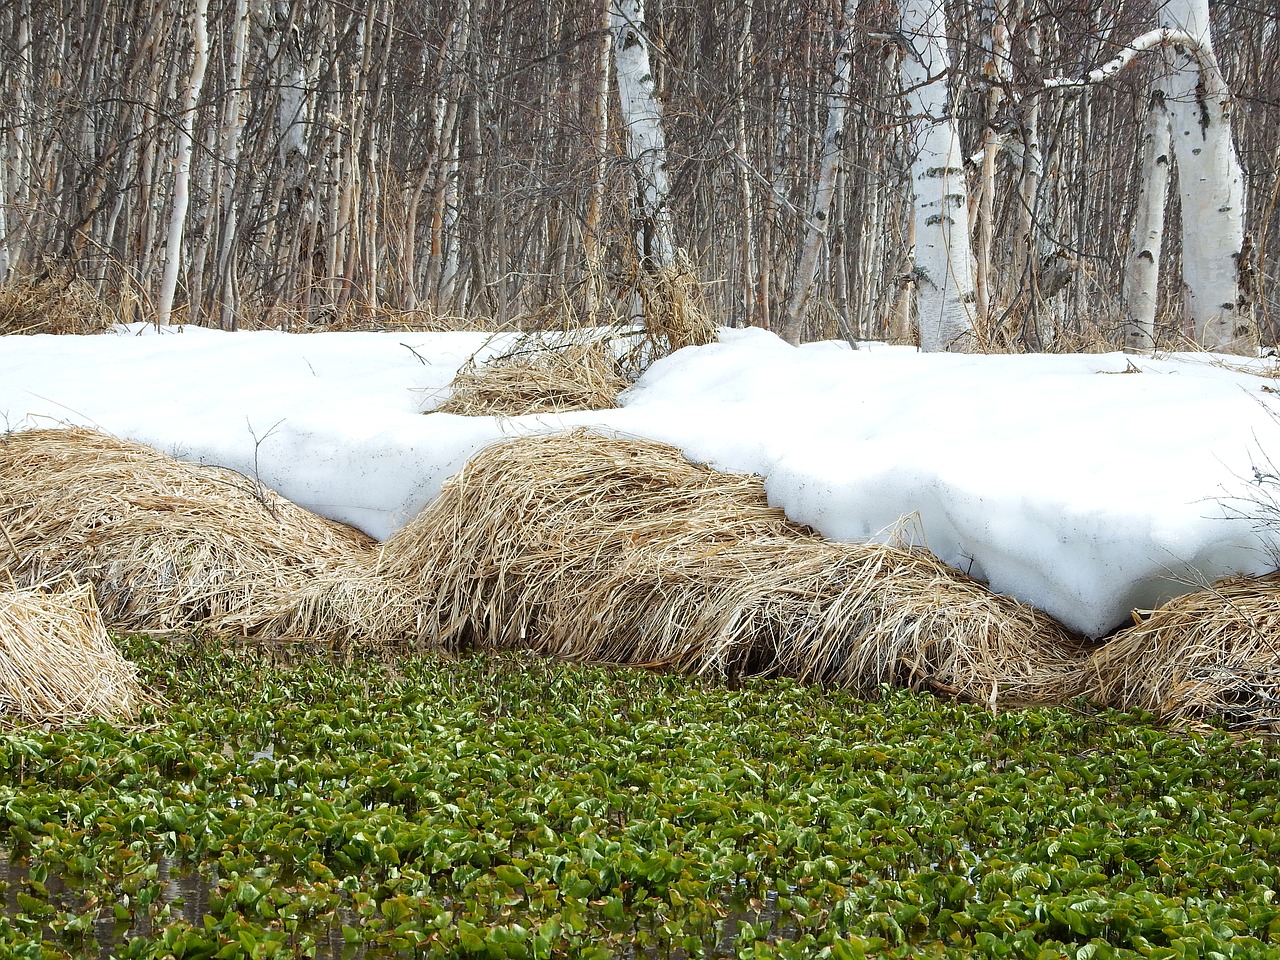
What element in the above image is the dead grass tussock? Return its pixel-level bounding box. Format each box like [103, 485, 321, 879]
[221, 561, 425, 646]
[625, 262, 717, 371]
[0, 272, 127, 335]
[379, 429, 1086, 704]
[0, 582, 144, 723]
[1086, 573, 1280, 723]
[0, 428, 376, 634]
[438, 336, 629, 416]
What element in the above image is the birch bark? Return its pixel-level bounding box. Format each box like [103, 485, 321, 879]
[900, 0, 976, 351]
[610, 0, 677, 270]
[1122, 88, 1172, 352]
[156, 0, 209, 328]
[1160, 0, 1254, 353]
[1042, 8, 1254, 352]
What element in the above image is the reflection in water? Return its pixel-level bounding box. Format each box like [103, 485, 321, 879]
[2, 848, 786, 958]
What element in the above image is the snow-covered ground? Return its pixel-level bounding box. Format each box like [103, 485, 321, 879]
[3, 323, 1279, 638]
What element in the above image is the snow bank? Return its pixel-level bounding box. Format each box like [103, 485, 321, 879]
[2, 323, 1278, 637]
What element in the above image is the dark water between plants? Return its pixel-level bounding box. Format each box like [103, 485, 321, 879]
[0, 850, 366, 959]
[0, 850, 785, 958]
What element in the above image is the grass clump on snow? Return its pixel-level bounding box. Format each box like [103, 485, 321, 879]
[437, 336, 628, 416]
[2, 638, 1280, 958]
[380, 429, 1087, 706]
[1086, 571, 1280, 724]
[0, 428, 375, 635]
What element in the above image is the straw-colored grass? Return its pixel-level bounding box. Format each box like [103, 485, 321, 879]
[220, 561, 426, 646]
[639, 262, 718, 354]
[438, 338, 628, 416]
[0, 582, 144, 723]
[0, 428, 376, 634]
[1086, 573, 1280, 723]
[378, 429, 1087, 705]
[0, 272, 127, 335]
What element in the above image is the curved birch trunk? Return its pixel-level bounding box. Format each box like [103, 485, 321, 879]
[156, 0, 209, 328]
[900, 0, 976, 352]
[1043, 8, 1254, 352]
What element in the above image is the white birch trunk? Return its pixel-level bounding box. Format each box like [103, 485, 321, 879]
[782, 0, 858, 344]
[156, 0, 209, 328]
[1042, 9, 1253, 352]
[610, 0, 677, 270]
[1160, 0, 1253, 353]
[1122, 88, 1172, 352]
[900, 0, 977, 351]
[216, 0, 250, 329]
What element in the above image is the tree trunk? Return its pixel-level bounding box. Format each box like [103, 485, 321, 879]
[1161, 0, 1254, 353]
[610, 0, 677, 270]
[899, 0, 976, 351]
[781, 0, 858, 345]
[156, 0, 209, 328]
[1122, 88, 1172, 353]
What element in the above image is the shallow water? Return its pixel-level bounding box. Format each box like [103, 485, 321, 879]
[1, 847, 786, 958]
[0, 850, 365, 959]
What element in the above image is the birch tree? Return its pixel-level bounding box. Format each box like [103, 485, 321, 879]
[1160, 0, 1253, 353]
[1043, 4, 1254, 353]
[156, 0, 209, 328]
[610, 0, 677, 270]
[899, 0, 976, 351]
[1122, 87, 1172, 352]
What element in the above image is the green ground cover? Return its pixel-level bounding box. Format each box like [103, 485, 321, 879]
[2, 638, 1280, 959]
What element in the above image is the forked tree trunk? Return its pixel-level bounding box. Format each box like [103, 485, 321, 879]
[899, 0, 977, 351]
[1044, 9, 1253, 352]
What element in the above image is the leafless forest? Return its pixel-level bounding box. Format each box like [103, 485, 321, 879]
[0, 0, 1277, 348]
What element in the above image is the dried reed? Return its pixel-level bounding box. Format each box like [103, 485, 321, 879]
[617, 262, 718, 375]
[1086, 573, 1280, 723]
[0, 582, 144, 723]
[438, 337, 628, 416]
[0, 273, 124, 336]
[378, 429, 1087, 704]
[0, 428, 376, 634]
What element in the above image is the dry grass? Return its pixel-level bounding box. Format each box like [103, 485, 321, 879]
[220, 561, 425, 646]
[0, 582, 144, 724]
[625, 262, 718, 372]
[438, 336, 628, 416]
[0, 273, 127, 335]
[0, 428, 376, 635]
[377, 430, 1087, 704]
[1086, 573, 1280, 723]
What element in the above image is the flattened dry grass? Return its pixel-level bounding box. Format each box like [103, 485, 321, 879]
[0, 428, 376, 635]
[1086, 573, 1280, 723]
[438, 337, 627, 416]
[378, 430, 1087, 704]
[0, 582, 144, 723]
